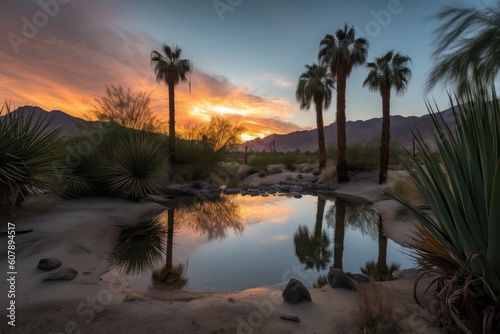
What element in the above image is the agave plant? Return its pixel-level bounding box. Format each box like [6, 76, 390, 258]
[105, 132, 169, 200]
[0, 103, 64, 206]
[397, 86, 500, 333]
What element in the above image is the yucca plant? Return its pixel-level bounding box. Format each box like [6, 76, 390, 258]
[397, 86, 500, 333]
[0, 103, 64, 206]
[104, 132, 169, 200]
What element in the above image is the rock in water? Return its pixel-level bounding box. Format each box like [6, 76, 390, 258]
[44, 268, 78, 281]
[346, 272, 370, 284]
[37, 258, 62, 271]
[327, 268, 356, 290]
[282, 278, 312, 304]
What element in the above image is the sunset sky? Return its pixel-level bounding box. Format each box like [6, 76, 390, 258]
[0, 0, 485, 140]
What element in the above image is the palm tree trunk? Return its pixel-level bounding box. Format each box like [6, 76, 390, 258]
[168, 82, 176, 163]
[333, 199, 347, 270]
[336, 71, 349, 182]
[379, 87, 391, 184]
[166, 208, 174, 271]
[315, 96, 327, 170]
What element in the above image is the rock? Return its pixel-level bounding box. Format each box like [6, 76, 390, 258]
[258, 170, 267, 178]
[327, 268, 356, 290]
[289, 186, 304, 192]
[297, 173, 303, 179]
[44, 268, 78, 281]
[228, 298, 236, 303]
[392, 268, 421, 280]
[282, 278, 312, 304]
[265, 165, 283, 175]
[346, 272, 370, 284]
[223, 188, 241, 195]
[280, 314, 301, 323]
[312, 169, 321, 176]
[261, 193, 270, 197]
[292, 193, 303, 199]
[124, 295, 144, 303]
[37, 258, 62, 271]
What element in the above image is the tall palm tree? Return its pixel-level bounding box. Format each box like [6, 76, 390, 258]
[296, 63, 334, 170]
[363, 51, 412, 184]
[151, 44, 192, 162]
[426, 2, 500, 95]
[319, 23, 369, 182]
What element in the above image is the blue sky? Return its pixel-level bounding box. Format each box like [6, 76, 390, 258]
[0, 0, 487, 138]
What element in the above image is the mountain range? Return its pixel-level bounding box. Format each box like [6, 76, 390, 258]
[5, 105, 455, 151]
[238, 107, 455, 152]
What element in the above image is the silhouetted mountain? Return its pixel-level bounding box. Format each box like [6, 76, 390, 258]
[238, 108, 456, 152]
[3, 106, 97, 138]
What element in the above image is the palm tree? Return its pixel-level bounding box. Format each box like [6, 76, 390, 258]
[426, 3, 500, 95]
[319, 23, 369, 182]
[151, 44, 192, 162]
[296, 64, 334, 170]
[363, 51, 412, 184]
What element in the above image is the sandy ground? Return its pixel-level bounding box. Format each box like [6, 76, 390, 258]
[0, 172, 441, 334]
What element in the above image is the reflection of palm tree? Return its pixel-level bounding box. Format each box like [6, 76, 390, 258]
[325, 199, 380, 270]
[152, 208, 188, 290]
[332, 200, 346, 270]
[360, 217, 400, 281]
[294, 197, 331, 271]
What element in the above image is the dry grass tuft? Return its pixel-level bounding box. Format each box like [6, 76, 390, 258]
[318, 165, 337, 184]
[357, 283, 405, 334]
[384, 171, 423, 204]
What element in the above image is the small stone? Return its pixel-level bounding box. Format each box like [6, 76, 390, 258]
[312, 169, 320, 176]
[258, 170, 267, 178]
[37, 258, 62, 271]
[124, 295, 143, 303]
[44, 268, 78, 281]
[282, 278, 311, 304]
[293, 193, 303, 199]
[227, 298, 236, 303]
[327, 268, 356, 290]
[280, 314, 301, 323]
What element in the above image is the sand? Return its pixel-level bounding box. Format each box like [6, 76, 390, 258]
[0, 172, 441, 334]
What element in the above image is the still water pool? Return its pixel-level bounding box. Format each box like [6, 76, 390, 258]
[111, 194, 415, 292]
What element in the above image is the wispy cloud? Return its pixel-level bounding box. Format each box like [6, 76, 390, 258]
[260, 74, 294, 88]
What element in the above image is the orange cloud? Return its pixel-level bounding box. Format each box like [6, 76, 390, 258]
[0, 1, 302, 140]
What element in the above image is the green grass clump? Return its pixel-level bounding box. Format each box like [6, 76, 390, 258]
[248, 151, 304, 170]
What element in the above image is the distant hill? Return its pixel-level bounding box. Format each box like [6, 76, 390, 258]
[238, 107, 456, 152]
[2, 106, 99, 138]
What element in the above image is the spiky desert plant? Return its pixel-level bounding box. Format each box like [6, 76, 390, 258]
[105, 132, 169, 200]
[0, 103, 64, 206]
[398, 86, 500, 333]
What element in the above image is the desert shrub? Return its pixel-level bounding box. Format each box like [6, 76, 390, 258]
[103, 132, 169, 200]
[0, 104, 64, 207]
[399, 86, 500, 333]
[248, 151, 302, 170]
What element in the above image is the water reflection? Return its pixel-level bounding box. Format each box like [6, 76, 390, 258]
[324, 199, 379, 271]
[111, 196, 243, 289]
[360, 217, 401, 281]
[293, 197, 332, 271]
[111, 194, 410, 292]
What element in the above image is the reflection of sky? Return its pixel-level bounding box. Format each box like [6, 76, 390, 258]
[120, 195, 415, 293]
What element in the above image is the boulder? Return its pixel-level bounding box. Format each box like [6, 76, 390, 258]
[282, 278, 312, 304]
[327, 268, 356, 290]
[37, 258, 62, 271]
[44, 268, 78, 281]
[346, 272, 370, 284]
